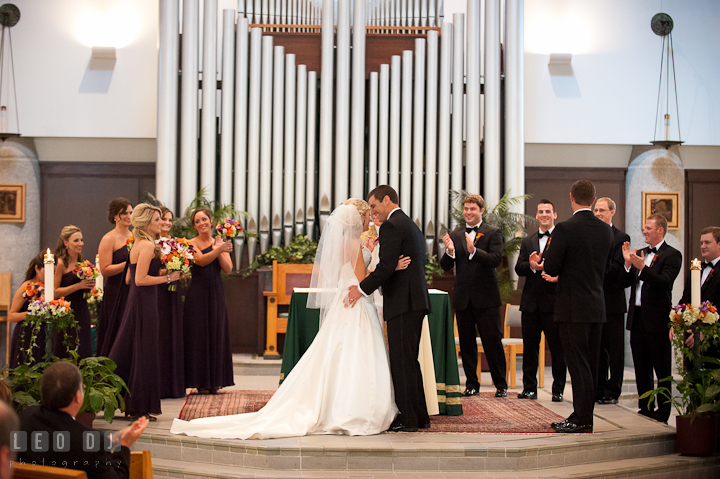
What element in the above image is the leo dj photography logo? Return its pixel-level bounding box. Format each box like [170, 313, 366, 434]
[10, 431, 122, 453]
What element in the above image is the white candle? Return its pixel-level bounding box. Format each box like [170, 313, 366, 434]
[691, 258, 701, 307]
[95, 254, 104, 290]
[44, 248, 55, 302]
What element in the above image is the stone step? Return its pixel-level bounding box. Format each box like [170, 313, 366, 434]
[232, 357, 282, 376]
[151, 453, 720, 478]
[134, 429, 675, 473]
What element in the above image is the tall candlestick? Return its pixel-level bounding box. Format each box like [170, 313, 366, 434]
[44, 248, 55, 302]
[95, 254, 104, 290]
[691, 258, 701, 307]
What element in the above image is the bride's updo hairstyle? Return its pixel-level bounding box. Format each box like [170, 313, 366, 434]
[344, 198, 369, 220]
[131, 203, 162, 257]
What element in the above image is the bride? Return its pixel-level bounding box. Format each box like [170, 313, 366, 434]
[171, 201, 400, 439]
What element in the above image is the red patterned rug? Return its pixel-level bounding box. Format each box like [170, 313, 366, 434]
[178, 391, 565, 434]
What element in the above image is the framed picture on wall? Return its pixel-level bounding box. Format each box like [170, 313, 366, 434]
[0, 183, 25, 222]
[642, 191, 679, 230]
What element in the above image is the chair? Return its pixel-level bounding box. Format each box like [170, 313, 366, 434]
[263, 260, 314, 356]
[0, 272, 11, 365]
[502, 304, 545, 390]
[12, 451, 152, 479]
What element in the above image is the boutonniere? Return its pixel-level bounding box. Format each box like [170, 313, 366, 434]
[473, 233, 484, 246]
[710, 268, 715, 280]
[650, 252, 660, 267]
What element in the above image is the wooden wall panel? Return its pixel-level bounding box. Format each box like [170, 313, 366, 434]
[685, 170, 720, 262]
[40, 162, 156, 260]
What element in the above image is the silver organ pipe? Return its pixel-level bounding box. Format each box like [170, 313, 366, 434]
[436, 21, 452, 251]
[295, 64, 308, 237]
[465, 0, 481, 194]
[424, 30, 439, 245]
[246, 27, 263, 261]
[318, 0, 334, 230]
[450, 12, 464, 218]
[350, 0, 366, 199]
[284, 54, 297, 245]
[411, 39, 426, 226]
[389, 54, 401, 191]
[259, 36, 274, 252]
[219, 9, 236, 206]
[233, 16, 250, 215]
[180, 0, 199, 211]
[368, 71, 379, 191]
[200, 0, 218, 200]
[157, 0, 179, 211]
[378, 64, 390, 186]
[272, 45, 285, 247]
[400, 50, 413, 210]
[484, 0, 501, 207]
[306, 70, 318, 239]
[334, 0, 350, 205]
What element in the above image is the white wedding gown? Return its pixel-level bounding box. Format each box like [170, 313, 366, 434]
[171, 261, 398, 440]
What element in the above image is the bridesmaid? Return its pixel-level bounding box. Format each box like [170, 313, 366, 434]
[54, 226, 94, 359]
[157, 206, 186, 398]
[7, 252, 47, 368]
[96, 198, 133, 357]
[183, 208, 234, 394]
[109, 204, 181, 419]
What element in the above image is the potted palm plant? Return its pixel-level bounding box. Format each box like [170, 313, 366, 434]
[640, 301, 720, 456]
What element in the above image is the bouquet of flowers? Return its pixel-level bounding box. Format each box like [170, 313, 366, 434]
[216, 218, 243, 241]
[87, 287, 103, 304]
[670, 302, 720, 329]
[73, 260, 100, 299]
[22, 282, 44, 302]
[157, 237, 195, 291]
[23, 297, 77, 363]
[126, 236, 135, 251]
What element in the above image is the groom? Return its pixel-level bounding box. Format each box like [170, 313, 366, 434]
[346, 185, 431, 432]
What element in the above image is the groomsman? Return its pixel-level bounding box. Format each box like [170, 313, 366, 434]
[593, 197, 631, 405]
[679, 226, 720, 307]
[441, 194, 508, 398]
[544, 180, 614, 433]
[514, 199, 566, 402]
[623, 214, 682, 424]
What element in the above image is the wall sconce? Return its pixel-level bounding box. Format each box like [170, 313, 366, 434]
[548, 53, 573, 76]
[89, 46, 117, 70]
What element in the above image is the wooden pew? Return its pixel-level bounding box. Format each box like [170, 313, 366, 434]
[12, 451, 152, 479]
[263, 261, 313, 356]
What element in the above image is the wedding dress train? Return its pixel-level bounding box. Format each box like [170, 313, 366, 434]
[170, 262, 397, 440]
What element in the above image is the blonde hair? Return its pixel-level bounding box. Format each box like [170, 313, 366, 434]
[131, 203, 162, 257]
[55, 225, 83, 266]
[344, 198, 370, 218]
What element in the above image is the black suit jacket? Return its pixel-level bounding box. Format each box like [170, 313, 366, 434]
[17, 406, 131, 479]
[515, 232, 556, 313]
[440, 222, 503, 310]
[359, 209, 430, 320]
[679, 260, 720, 307]
[604, 225, 632, 314]
[543, 210, 614, 323]
[625, 242, 682, 333]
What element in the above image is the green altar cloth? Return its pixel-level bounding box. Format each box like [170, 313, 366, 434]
[279, 289, 462, 416]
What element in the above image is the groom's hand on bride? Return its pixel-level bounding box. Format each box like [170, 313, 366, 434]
[396, 255, 411, 270]
[345, 285, 362, 308]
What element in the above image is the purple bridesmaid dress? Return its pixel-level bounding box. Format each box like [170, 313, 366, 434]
[97, 247, 130, 357]
[55, 272, 93, 359]
[157, 276, 185, 398]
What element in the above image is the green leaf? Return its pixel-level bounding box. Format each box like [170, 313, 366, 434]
[705, 384, 720, 398]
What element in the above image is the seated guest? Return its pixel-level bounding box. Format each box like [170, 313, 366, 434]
[0, 401, 19, 479]
[17, 362, 148, 479]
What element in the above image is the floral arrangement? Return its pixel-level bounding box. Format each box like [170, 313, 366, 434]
[73, 260, 100, 299]
[157, 237, 195, 291]
[22, 298, 78, 364]
[641, 301, 720, 419]
[22, 282, 44, 302]
[126, 236, 135, 251]
[216, 218, 243, 240]
[87, 287, 103, 304]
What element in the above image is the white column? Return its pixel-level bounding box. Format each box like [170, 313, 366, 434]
[437, 22, 452, 234]
[378, 64, 390, 186]
[295, 64, 308, 235]
[180, 0, 199, 211]
[201, 0, 218, 200]
[335, 0, 350, 203]
[465, 1, 480, 194]
[368, 71, 379, 191]
[504, 0, 524, 205]
[284, 54, 297, 244]
[484, 0, 501, 206]
[234, 16, 250, 213]
[350, 0, 366, 199]
[219, 9, 236, 206]
[389, 55, 401, 190]
[412, 39, 426, 225]
[157, 0, 179, 211]
[319, 0, 334, 220]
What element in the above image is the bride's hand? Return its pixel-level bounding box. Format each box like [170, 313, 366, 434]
[395, 255, 411, 271]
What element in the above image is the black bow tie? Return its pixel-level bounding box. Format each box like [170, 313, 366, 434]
[466, 226, 479, 234]
[538, 231, 551, 238]
[647, 246, 658, 254]
[702, 261, 712, 271]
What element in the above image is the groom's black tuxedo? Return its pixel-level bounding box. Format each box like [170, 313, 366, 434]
[359, 208, 430, 429]
[543, 209, 614, 426]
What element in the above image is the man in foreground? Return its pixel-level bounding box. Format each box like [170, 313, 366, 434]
[544, 180, 614, 433]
